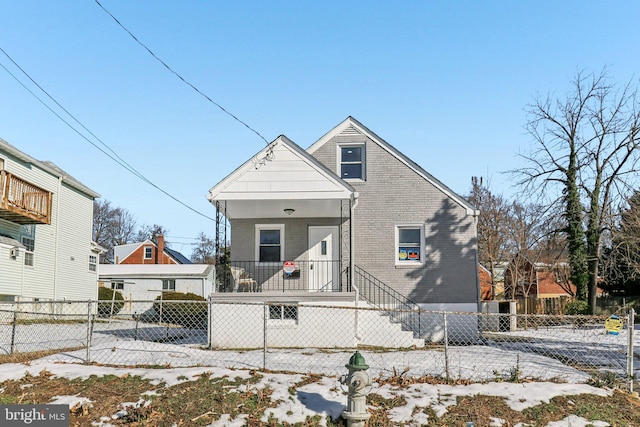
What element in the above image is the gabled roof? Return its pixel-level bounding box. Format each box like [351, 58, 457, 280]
[0, 137, 100, 198]
[208, 135, 355, 202]
[165, 247, 192, 264]
[114, 240, 192, 265]
[307, 116, 477, 215]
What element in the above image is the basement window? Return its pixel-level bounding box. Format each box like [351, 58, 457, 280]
[269, 304, 298, 322]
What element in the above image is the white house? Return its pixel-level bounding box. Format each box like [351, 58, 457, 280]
[0, 137, 101, 302]
[98, 264, 215, 314]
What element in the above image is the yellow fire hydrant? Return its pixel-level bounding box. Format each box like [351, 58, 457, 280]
[340, 351, 371, 427]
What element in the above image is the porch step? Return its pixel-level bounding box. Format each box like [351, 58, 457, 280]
[355, 301, 424, 348]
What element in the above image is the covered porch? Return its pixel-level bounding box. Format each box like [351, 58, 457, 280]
[207, 137, 358, 295]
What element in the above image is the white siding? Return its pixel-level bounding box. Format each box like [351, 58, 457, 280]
[0, 144, 98, 301]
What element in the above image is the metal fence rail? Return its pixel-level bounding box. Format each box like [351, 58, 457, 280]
[0, 301, 634, 389]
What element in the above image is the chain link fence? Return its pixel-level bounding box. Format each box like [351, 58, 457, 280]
[0, 300, 635, 389]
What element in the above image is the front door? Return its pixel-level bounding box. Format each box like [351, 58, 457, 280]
[308, 226, 339, 291]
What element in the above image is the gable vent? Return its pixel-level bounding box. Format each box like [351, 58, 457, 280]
[341, 125, 363, 136]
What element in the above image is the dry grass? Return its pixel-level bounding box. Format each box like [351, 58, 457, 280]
[2, 351, 640, 426]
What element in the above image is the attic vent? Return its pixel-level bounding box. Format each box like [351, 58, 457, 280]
[341, 125, 363, 136]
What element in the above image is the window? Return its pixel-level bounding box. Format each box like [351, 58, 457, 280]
[396, 225, 425, 265]
[339, 144, 365, 180]
[21, 236, 34, 267]
[256, 224, 284, 263]
[89, 255, 97, 272]
[269, 304, 298, 322]
[110, 282, 124, 290]
[144, 246, 153, 259]
[162, 279, 176, 291]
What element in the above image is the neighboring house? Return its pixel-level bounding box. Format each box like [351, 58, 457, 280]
[114, 235, 192, 265]
[98, 264, 215, 314]
[479, 265, 493, 300]
[206, 117, 480, 345]
[0, 137, 101, 302]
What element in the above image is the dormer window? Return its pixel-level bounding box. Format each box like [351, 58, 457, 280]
[144, 246, 153, 259]
[339, 144, 365, 181]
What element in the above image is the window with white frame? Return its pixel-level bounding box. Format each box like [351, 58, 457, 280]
[269, 304, 298, 322]
[162, 279, 176, 291]
[89, 255, 97, 272]
[21, 236, 35, 267]
[396, 225, 425, 265]
[339, 144, 365, 180]
[110, 282, 124, 290]
[256, 224, 284, 263]
[144, 246, 153, 259]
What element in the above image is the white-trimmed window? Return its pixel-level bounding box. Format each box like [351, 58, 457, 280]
[255, 224, 284, 263]
[89, 255, 97, 272]
[162, 279, 176, 291]
[395, 225, 425, 265]
[144, 246, 153, 259]
[338, 144, 365, 180]
[111, 281, 124, 291]
[22, 236, 35, 267]
[269, 304, 298, 322]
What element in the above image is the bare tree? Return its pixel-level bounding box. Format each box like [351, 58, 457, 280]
[512, 69, 640, 312]
[93, 199, 138, 263]
[467, 177, 511, 299]
[136, 224, 170, 244]
[191, 232, 216, 264]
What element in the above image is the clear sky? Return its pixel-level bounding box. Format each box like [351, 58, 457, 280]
[1, 1, 639, 257]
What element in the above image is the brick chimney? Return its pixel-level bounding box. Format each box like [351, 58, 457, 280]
[157, 235, 165, 264]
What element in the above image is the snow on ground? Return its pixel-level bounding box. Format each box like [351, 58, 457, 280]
[0, 339, 617, 427]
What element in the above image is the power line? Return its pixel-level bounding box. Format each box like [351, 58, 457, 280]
[0, 47, 216, 222]
[94, 0, 272, 149]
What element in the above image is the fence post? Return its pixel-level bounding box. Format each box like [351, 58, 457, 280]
[443, 311, 450, 381]
[628, 308, 635, 393]
[10, 310, 17, 355]
[263, 303, 268, 371]
[86, 301, 94, 364]
[207, 299, 213, 350]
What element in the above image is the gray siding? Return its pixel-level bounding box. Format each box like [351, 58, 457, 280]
[231, 217, 342, 261]
[311, 126, 478, 305]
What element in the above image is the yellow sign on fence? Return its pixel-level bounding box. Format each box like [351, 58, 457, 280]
[605, 315, 623, 335]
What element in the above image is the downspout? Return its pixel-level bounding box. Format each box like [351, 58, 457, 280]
[52, 176, 63, 300]
[350, 192, 360, 342]
[349, 192, 359, 292]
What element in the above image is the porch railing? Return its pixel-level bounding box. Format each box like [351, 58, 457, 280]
[0, 171, 51, 225]
[353, 265, 421, 337]
[216, 260, 342, 293]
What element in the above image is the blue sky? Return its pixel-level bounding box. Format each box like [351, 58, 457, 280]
[1, 1, 639, 256]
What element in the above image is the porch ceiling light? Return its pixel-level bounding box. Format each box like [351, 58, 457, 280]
[284, 208, 295, 215]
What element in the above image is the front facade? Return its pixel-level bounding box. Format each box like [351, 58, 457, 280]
[208, 117, 480, 315]
[0, 137, 100, 302]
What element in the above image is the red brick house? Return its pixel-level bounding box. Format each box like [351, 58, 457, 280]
[113, 235, 191, 265]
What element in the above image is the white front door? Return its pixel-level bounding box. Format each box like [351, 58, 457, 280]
[308, 226, 339, 291]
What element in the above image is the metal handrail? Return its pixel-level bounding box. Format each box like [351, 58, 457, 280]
[353, 265, 421, 337]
